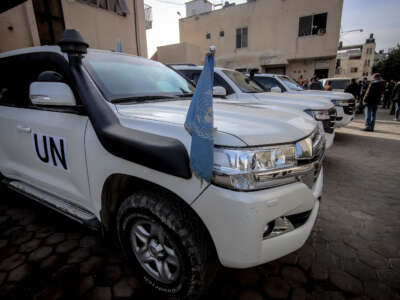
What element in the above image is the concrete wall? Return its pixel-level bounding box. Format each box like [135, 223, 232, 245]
[0, 1, 40, 52]
[0, 0, 147, 57]
[177, 0, 343, 76]
[186, 0, 212, 18]
[155, 42, 202, 65]
[61, 0, 147, 56]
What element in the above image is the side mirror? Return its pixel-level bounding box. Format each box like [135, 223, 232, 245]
[213, 86, 227, 97]
[270, 86, 282, 93]
[30, 82, 76, 106]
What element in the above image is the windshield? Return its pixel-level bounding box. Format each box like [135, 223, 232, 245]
[222, 70, 264, 93]
[85, 52, 195, 102]
[278, 75, 303, 91]
[330, 79, 350, 90]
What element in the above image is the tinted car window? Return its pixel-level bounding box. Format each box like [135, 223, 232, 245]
[178, 69, 234, 95]
[0, 52, 72, 107]
[254, 77, 282, 91]
[330, 80, 350, 90]
[222, 70, 264, 93]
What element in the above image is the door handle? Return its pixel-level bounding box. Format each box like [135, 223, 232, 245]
[16, 125, 31, 133]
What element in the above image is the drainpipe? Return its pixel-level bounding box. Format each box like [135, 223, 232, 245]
[133, 0, 140, 56]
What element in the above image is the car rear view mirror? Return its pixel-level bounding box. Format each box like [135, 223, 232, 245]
[30, 82, 77, 106]
[213, 86, 227, 97]
[271, 86, 282, 93]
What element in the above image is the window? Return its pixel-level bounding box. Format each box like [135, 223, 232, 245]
[222, 70, 264, 93]
[253, 77, 281, 91]
[85, 53, 195, 101]
[219, 30, 224, 37]
[351, 67, 358, 73]
[178, 70, 234, 95]
[81, 0, 129, 16]
[0, 52, 74, 107]
[236, 27, 248, 49]
[365, 59, 371, 67]
[206, 33, 211, 39]
[298, 13, 327, 37]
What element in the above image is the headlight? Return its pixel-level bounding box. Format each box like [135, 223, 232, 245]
[213, 145, 297, 190]
[305, 109, 330, 121]
[212, 125, 325, 191]
[331, 99, 352, 106]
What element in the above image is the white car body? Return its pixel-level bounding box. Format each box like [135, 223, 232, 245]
[0, 46, 323, 296]
[173, 65, 336, 149]
[253, 74, 356, 128]
[320, 77, 352, 92]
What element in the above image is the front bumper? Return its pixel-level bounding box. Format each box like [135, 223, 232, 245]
[334, 106, 354, 127]
[192, 168, 323, 268]
[325, 131, 335, 149]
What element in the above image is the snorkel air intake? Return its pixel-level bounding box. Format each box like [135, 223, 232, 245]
[58, 29, 88, 65]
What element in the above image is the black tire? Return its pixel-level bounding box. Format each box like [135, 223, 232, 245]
[117, 189, 217, 299]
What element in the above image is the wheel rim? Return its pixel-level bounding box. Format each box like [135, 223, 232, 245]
[130, 218, 182, 284]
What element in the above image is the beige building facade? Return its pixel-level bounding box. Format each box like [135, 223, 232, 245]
[335, 34, 376, 79]
[0, 0, 148, 57]
[154, 0, 343, 79]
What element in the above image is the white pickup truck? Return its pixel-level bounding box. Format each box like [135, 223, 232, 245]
[252, 74, 356, 128]
[172, 65, 337, 149]
[0, 30, 323, 299]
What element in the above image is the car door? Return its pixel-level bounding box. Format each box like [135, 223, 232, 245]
[0, 53, 92, 211]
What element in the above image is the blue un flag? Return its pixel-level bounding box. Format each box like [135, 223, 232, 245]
[184, 53, 215, 182]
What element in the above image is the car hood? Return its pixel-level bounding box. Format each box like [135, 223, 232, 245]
[294, 90, 354, 100]
[252, 92, 334, 110]
[116, 100, 316, 146]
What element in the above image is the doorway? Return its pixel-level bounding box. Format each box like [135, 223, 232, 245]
[314, 68, 329, 79]
[32, 0, 65, 45]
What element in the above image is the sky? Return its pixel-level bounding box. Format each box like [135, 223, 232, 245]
[145, 0, 400, 58]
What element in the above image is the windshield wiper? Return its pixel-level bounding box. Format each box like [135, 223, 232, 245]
[110, 95, 177, 104]
[176, 93, 194, 97]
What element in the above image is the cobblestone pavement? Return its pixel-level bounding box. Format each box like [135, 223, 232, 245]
[0, 109, 399, 300]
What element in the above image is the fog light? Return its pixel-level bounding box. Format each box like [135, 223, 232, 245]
[263, 217, 295, 240]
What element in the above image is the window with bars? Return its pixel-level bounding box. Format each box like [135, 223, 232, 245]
[236, 27, 248, 49]
[81, 0, 129, 16]
[298, 13, 327, 37]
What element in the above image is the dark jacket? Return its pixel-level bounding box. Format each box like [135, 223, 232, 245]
[363, 80, 385, 106]
[391, 84, 400, 103]
[345, 82, 360, 99]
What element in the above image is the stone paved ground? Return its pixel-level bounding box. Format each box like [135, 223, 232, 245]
[0, 109, 399, 300]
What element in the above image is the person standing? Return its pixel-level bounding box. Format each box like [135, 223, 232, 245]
[358, 77, 368, 114]
[324, 81, 333, 91]
[345, 78, 360, 99]
[392, 82, 400, 121]
[362, 73, 385, 131]
[382, 80, 395, 109]
[310, 76, 323, 90]
[298, 75, 304, 86]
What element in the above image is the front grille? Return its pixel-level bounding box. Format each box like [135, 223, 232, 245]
[322, 108, 337, 134]
[343, 99, 356, 115]
[297, 128, 325, 189]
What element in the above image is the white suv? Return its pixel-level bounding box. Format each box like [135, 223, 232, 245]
[253, 74, 356, 128]
[0, 30, 323, 299]
[172, 65, 337, 149]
